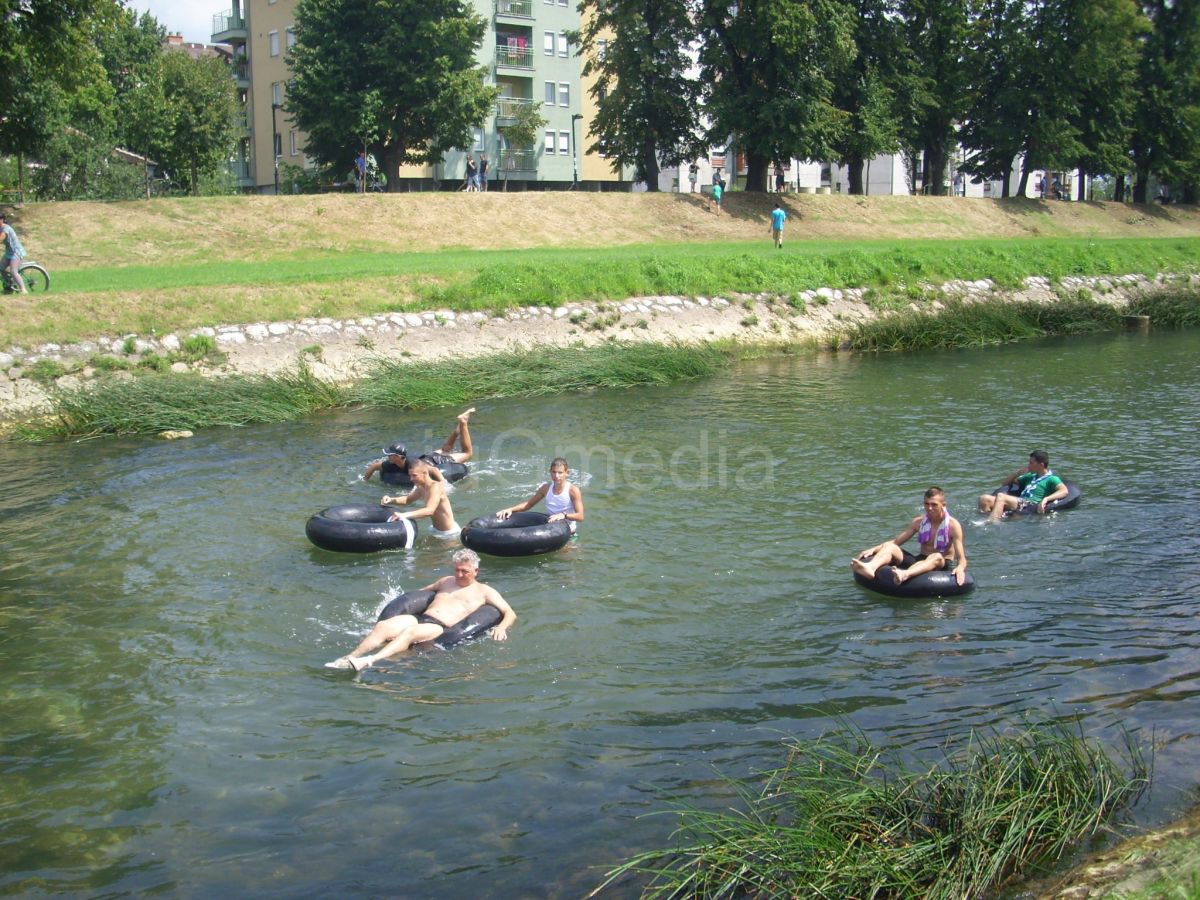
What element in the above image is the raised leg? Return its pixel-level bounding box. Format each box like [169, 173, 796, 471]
[439, 408, 475, 463]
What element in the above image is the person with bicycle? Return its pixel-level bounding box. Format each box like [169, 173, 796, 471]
[1, 211, 28, 294]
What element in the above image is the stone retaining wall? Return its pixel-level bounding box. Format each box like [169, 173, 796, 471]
[1, 272, 1192, 420]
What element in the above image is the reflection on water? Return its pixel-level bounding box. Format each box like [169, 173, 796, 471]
[1, 330, 1199, 896]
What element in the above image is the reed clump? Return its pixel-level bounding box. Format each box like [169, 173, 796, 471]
[17, 366, 348, 439]
[594, 720, 1149, 899]
[352, 341, 731, 410]
[1127, 286, 1200, 328]
[836, 295, 1130, 352]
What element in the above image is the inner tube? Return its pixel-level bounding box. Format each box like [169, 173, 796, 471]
[854, 564, 976, 599]
[460, 511, 572, 557]
[993, 481, 1082, 515]
[381, 457, 469, 488]
[377, 589, 500, 649]
[306, 504, 417, 553]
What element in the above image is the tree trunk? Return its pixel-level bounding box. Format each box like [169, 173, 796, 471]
[744, 152, 768, 192]
[1133, 168, 1149, 203]
[1017, 158, 1030, 198]
[1115, 174, 1126, 202]
[1077, 172, 1087, 202]
[383, 146, 404, 193]
[1001, 176, 1010, 199]
[924, 142, 949, 196]
[1182, 182, 1197, 204]
[640, 139, 660, 192]
[846, 157, 864, 195]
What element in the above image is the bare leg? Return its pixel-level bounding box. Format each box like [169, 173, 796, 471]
[438, 408, 475, 463]
[851, 542, 904, 579]
[351, 621, 445, 669]
[326, 614, 418, 668]
[893, 553, 945, 584]
[985, 493, 1022, 521]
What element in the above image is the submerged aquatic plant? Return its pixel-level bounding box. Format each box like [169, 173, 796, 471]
[593, 719, 1149, 899]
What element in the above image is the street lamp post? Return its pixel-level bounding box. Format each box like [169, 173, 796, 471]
[570, 113, 582, 189]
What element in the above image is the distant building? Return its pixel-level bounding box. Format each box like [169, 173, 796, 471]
[210, 0, 630, 193]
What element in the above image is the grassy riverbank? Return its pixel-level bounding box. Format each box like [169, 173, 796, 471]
[592, 721, 1149, 899]
[4, 192, 1200, 348]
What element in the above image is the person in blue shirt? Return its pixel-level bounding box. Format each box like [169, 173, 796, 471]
[770, 202, 787, 249]
[1, 211, 28, 294]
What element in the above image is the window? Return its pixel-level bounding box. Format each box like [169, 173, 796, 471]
[544, 81, 556, 105]
[544, 31, 554, 55]
[558, 131, 570, 155]
[710, 149, 726, 168]
[269, 30, 279, 56]
[289, 130, 298, 156]
[472, 128, 484, 151]
[557, 32, 568, 57]
[274, 132, 282, 158]
[558, 82, 569, 107]
[286, 27, 296, 49]
[545, 131, 556, 155]
[558, 0, 567, 6]
[597, 39, 607, 61]
[272, 81, 284, 106]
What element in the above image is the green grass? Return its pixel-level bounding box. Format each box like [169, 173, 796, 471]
[17, 342, 733, 439]
[835, 287, 1200, 352]
[593, 720, 1149, 900]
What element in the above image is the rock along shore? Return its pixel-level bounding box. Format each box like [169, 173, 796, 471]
[1, 271, 1194, 422]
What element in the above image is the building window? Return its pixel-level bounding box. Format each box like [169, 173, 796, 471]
[274, 132, 282, 158]
[558, 0, 567, 6]
[597, 39, 607, 60]
[544, 81, 556, 105]
[543, 31, 554, 55]
[269, 30, 279, 56]
[557, 32, 568, 57]
[710, 149, 726, 168]
[286, 27, 296, 49]
[545, 131, 556, 155]
[558, 82, 569, 107]
[558, 131, 570, 155]
[289, 130, 298, 155]
[272, 81, 284, 106]
[473, 128, 484, 151]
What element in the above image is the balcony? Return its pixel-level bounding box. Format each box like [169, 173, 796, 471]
[495, 44, 533, 69]
[498, 149, 537, 172]
[232, 59, 249, 87]
[212, 11, 247, 43]
[496, 0, 533, 17]
[228, 159, 252, 183]
[496, 97, 536, 122]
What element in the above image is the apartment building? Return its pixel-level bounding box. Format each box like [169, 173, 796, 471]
[211, 0, 627, 192]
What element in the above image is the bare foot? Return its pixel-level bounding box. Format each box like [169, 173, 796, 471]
[457, 407, 476, 424]
[349, 655, 373, 672]
[892, 568, 909, 585]
[325, 657, 354, 670]
[850, 558, 873, 578]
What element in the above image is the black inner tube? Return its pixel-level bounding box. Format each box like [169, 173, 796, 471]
[377, 589, 500, 649]
[305, 504, 417, 553]
[460, 511, 572, 557]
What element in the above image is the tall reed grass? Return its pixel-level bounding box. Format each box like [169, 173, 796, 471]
[592, 720, 1149, 899]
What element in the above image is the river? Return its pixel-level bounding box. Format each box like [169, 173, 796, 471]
[1, 328, 1198, 897]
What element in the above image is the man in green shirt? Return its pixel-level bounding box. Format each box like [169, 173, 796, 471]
[978, 449, 1069, 520]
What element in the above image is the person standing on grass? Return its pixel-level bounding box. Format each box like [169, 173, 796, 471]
[479, 154, 489, 192]
[770, 202, 787, 249]
[711, 178, 723, 215]
[465, 156, 478, 192]
[1, 211, 27, 294]
[355, 151, 367, 193]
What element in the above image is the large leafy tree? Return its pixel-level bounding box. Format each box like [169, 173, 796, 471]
[574, 0, 704, 190]
[899, 0, 972, 195]
[287, 0, 497, 191]
[829, 0, 915, 194]
[699, 0, 856, 192]
[156, 50, 239, 194]
[1130, 0, 1200, 202]
[94, 2, 170, 160]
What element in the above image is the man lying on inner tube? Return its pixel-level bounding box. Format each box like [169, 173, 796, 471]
[977, 449, 1069, 521]
[362, 407, 475, 484]
[851, 486, 969, 587]
[325, 548, 516, 671]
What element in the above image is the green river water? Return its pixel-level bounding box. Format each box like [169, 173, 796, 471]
[1, 328, 1198, 897]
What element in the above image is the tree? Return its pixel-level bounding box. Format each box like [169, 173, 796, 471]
[574, 0, 704, 190]
[287, 0, 497, 192]
[899, 0, 972, 195]
[699, 0, 856, 192]
[155, 50, 238, 194]
[497, 101, 547, 190]
[1130, 0, 1200, 203]
[830, 0, 915, 194]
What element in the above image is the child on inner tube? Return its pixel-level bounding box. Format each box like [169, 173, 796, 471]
[851, 486, 968, 587]
[363, 407, 475, 483]
[495, 457, 585, 532]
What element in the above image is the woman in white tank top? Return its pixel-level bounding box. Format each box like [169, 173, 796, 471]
[496, 457, 585, 532]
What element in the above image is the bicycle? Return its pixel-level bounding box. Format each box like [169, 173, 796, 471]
[2, 260, 50, 293]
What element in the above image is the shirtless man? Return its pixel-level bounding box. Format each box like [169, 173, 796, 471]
[978, 449, 1069, 521]
[851, 487, 968, 586]
[381, 461, 460, 535]
[325, 549, 515, 671]
[363, 407, 475, 484]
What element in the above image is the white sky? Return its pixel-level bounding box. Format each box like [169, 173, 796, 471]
[127, 0, 221, 45]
